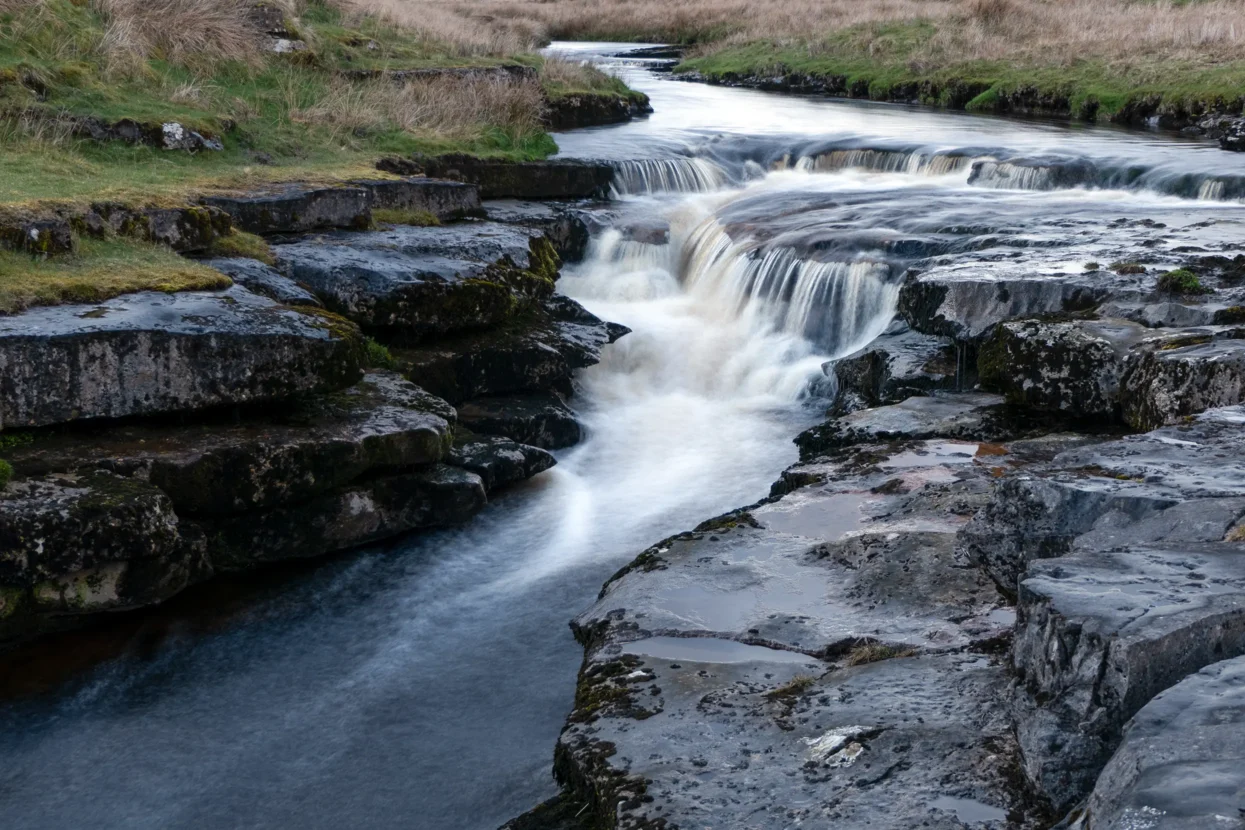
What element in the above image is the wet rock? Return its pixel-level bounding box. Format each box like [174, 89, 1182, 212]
[70, 117, 223, 151]
[899, 270, 1108, 341]
[206, 257, 322, 306]
[204, 464, 486, 569]
[1013, 543, 1245, 814]
[378, 154, 614, 201]
[1119, 328, 1245, 430]
[203, 184, 372, 235]
[1219, 118, 1245, 152]
[457, 391, 581, 449]
[544, 92, 652, 131]
[0, 217, 75, 256]
[88, 203, 233, 253]
[356, 177, 482, 221]
[448, 432, 555, 492]
[960, 406, 1245, 592]
[829, 320, 958, 413]
[796, 392, 1043, 459]
[7, 372, 454, 516]
[276, 222, 558, 343]
[392, 297, 624, 404]
[483, 200, 593, 262]
[0, 287, 364, 429]
[1079, 655, 1245, 829]
[978, 319, 1148, 419]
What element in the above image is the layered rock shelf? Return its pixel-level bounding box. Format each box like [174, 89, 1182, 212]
[0, 168, 627, 643]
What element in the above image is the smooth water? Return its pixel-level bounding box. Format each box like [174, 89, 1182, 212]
[4, 43, 1245, 830]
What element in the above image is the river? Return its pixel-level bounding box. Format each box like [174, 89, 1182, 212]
[3, 43, 1245, 830]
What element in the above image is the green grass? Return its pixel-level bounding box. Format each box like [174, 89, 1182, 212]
[1156, 268, 1209, 294]
[0, 459, 11, 490]
[677, 20, 1245, 121]
[207, 230, 276, 265]
[0, 237, 231, 313]
[0, 0, 562, 206]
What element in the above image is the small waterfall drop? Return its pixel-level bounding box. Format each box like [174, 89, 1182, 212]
[610, 158, 732, 195]
[793, 148, 971, 177]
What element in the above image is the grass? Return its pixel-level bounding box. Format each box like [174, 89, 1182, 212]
[372, 208, 440, 226]
[539, 55, 645, 103]
[844, 643, 917, 666]
[1111, 261, 1147, 275]
[207, 229, 275, 264]
[0, 237, 231, 313]
[0, 458, 11, 490]
[764, 674, 816, 702]
[434, 0, 1245, 121]
[0, 0, 563, 207]
[1156, 268, 1209, 294]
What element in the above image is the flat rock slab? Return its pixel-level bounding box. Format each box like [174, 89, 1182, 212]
[357, 177, 481, 219]
[795, 392, 1046, 459]
[276, 222, 553, 341]
[205, 257, 322, 307]
[556, 647, 1031, 830]
[1014, 544, 1245, 814]
[7, 372, 453, 516]
[203, 463, 486, 569]
[1081, 655, 1245, 829]
[457, 391, 582, 450]
[204, 185, 372, 234]
[482, 200, 593, 262]
[0, 287, 363, 429]
[576, 440, 1008, 658]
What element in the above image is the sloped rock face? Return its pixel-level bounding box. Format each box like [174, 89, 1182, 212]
[1119, 329, 1245, 430]
[0, 287, 364, 429]
[828, 320, 959, 413]
[457, 392, 582, 449]
[448, 433, 555, 492]
[206, 257, 323, 307]
[1079, 655, 1245, 829]
[544, 92, 652, 131]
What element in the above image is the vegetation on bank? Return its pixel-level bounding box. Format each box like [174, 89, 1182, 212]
[435, 0, 1245, 120]
[0, 0, 641, 207]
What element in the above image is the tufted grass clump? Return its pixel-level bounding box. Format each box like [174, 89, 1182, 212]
[1156, 268, 1208, 295]
[207, 229, 275, 265]
[363, 337, 399, 369]
[1110, 262, 1147, 275]
[1084, 261, 1100, 271]
[844, 643, 917, 666]
[0, 459, 12, 491]
[765, 674, 815, 701]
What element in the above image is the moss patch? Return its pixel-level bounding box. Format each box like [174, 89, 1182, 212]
[0, 459, 12, 490]
[1156, 268, 1209, 295]
[0, 237, 231, 314]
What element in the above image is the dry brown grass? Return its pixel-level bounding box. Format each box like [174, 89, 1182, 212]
[290, 73, 546, 142]
[92, 0, 264, 67]
[340, 0, 541, 56]
[425, 0, 1245, 67]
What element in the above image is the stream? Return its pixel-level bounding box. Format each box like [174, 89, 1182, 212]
[4, 43, 1245, 830]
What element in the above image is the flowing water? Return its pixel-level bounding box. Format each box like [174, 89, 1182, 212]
[4, 43, 1245, 830]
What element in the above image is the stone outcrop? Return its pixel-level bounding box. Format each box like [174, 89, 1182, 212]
[828, 320, 959, 413]
[0, 286, 364, 429]
[544, 92, 652, 131]
[378, 154, 615, 201]
[457, 391, 581, 450]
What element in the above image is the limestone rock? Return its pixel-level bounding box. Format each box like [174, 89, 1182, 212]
[378, 154, 614, 200]
[206, 257, 322, 306]
[448, 433, 556, 492]
[829, 320, 958, 413]
[457, 391, 581, 449]
[0, 287, 364, 429]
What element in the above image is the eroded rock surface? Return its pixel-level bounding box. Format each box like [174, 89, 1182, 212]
[0, 287, 363, 429]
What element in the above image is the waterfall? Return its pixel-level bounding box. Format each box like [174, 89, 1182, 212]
[676, 217, 899, 356]
[794, 148, 971, 177]
[610, 158, 732, 196]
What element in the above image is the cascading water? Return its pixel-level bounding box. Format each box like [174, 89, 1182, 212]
[8, 40, 1245, 830]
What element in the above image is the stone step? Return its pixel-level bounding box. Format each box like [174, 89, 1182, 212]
[457, 391, 582, 450]
[0, 287, 364, 429]
[378, 154, 614, 201]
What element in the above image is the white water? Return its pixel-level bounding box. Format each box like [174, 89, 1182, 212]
[7, 40, 1245, 830]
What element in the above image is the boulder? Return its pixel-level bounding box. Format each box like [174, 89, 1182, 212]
[378, 154, 614, 201]
[457, 391, 582, 449]
[7, 372, 454, 516]
[204, 185, 372, 234]
[275, 223, 559, 343]
[960, 406, 1245, 591]
[0, 287, 364, 429]
[1079, 655, 1245, 829]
